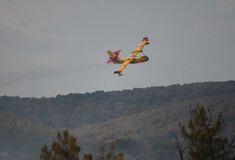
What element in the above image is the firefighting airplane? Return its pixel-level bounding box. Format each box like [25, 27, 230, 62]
[106, 37, 150, 76]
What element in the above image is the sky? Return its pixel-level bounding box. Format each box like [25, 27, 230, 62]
[0, 0, 235, 97]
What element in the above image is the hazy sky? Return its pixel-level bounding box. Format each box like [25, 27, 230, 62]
[1, 0, 235, 97]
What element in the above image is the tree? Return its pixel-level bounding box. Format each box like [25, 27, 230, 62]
[179, 105, 234, 160]
[174, 133, 185, 160]
[96, 142, 124, 160]
[40, 130, 92, 160]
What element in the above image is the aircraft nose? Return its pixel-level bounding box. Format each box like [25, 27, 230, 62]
[143, 55, 149, 61]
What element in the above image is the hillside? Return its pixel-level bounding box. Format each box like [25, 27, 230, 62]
[0, 81, 235, 160]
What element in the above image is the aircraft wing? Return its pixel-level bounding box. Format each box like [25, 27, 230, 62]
[114, 59, 132, 75]
[131, 37, 150, 55]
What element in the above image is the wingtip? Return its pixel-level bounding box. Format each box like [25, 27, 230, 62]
[114, 71, 123, 76]
[143, 37, 149, 42]
[114, 71, 121, 74]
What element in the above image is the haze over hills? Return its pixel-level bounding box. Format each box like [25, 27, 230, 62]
[0, 81, 235, 160]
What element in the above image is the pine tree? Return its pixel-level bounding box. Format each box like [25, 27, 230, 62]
[40, 130, 92, 160]
[96, 142, 124, 160]
[179, 105, 234, 160]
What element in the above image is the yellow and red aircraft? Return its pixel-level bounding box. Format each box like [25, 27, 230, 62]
[106, 37, 150, 76]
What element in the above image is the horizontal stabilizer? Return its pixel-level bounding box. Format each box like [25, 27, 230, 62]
[106, 50, 121, 63]
[107, 58, 114, 63]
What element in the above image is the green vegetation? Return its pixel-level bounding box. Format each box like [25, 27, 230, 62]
[40, 130, 122, 160]
[179, 105, 235, 160]
[0, 81, 234, 160]
[97, 142, 124, 160]
[40, 130, 88, 160]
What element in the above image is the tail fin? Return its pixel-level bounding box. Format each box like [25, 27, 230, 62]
[106, 50, 121, 63]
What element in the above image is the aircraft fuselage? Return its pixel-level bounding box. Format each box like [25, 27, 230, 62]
[113, 54, 149, 64]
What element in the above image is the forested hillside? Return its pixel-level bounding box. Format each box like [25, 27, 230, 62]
[0, 81, 234, 160]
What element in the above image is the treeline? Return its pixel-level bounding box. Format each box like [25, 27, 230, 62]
[0, 81, 234, 129]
